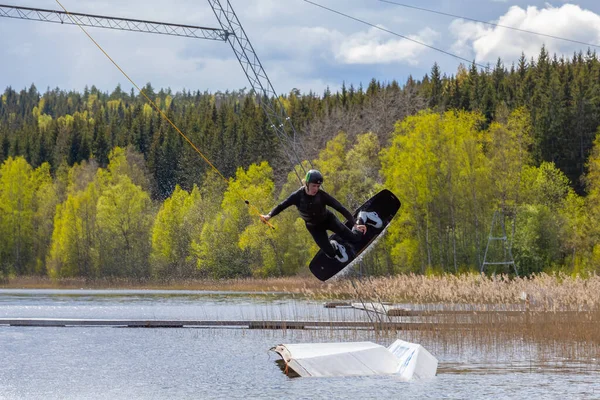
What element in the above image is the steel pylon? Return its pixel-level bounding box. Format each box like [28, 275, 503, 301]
[481, 210, 519, 276]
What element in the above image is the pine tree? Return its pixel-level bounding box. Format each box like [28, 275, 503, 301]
[429, 62, 443, 109]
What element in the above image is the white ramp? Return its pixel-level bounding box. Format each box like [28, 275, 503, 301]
[389, 339, 438, 380]
[273, 339, 438, 379]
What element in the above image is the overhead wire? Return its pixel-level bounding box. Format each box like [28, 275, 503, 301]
[375, 0, 600, 50]
[305, 0, 600, 73]
[54, 0, 275, 229]
[303, 0, 489, 70]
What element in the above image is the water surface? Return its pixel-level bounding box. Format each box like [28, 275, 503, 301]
[1, 289, 598, 399]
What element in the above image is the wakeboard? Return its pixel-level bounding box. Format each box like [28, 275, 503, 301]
[309, 189, 401, 282]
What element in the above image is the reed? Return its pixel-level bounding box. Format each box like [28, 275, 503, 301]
[4, 273, 600, 312]
[302, 272, 600, 312]
[3, 273, 600, 368]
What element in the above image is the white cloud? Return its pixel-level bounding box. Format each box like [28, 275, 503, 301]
[335, 26, 439, 65]
[450, 4, 600, 64]
[0, 0, 449, 94]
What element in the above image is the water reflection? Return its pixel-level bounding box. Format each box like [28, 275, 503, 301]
[0, 289, 598, 399]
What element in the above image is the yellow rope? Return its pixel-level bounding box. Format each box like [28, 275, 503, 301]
[55, 0, 275, 229]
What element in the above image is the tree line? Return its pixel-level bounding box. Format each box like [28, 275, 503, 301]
[3, 107, 600, 279]
[2, 45, 600, 279]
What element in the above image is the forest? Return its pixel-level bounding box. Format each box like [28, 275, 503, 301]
[2, 45, 600, 280]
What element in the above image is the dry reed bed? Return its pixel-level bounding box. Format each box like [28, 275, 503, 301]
[4, 273, 600, 311]
[302, 272, 600, 355]
[303, 273, 600, 312]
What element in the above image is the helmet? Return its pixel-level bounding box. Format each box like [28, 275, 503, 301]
[305, 169, 323, 185]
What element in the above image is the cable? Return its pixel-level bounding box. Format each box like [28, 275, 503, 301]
[376, 0, 600, 50]
[54, 0, 275, 229]
[349, 276, 376, 325]
[303, 0, 488, 70]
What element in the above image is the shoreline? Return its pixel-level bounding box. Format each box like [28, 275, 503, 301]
[1, 273, 599, 310]
[0, 276, 322, 293]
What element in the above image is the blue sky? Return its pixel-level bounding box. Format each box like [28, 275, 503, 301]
[1, 0, 600, 95]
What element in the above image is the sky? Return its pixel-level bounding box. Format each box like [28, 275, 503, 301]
[1, 0, 600, 96]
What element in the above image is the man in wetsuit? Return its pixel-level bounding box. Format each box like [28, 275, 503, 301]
[261, 169, 382, 263]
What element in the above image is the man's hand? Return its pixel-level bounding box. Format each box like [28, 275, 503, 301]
[355, 224, 367, 234]
[260, 214, 271, 223]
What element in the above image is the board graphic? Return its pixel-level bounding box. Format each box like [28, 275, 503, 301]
[309, 189, 400, 281]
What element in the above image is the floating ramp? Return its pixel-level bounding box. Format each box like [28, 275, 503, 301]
[273, 339, 438, 379]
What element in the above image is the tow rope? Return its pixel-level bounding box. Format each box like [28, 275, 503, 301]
[55, 0, 275, 229]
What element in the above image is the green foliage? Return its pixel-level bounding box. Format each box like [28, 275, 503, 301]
[559, 191, 587, 274]
[47, 180, 100, 278]
[93, 148, 153, 278]
[96, 176, 152, 278]
[315, 132, 348, 199]
[192, 161, 282, 278]
[512, 204, 562, 275]
[577, 132, 600, 273]
[345, 133, 381, 195]
[4, 46, 600, 193]
[7, 45, 600, 278]
[31, 162, 58, 275]
[241, 162, 315, 277]
[47, 148, 154, 279]
[381, 110, 491, 273]
[0, 157, 53, 275]
[487, 107, 533, 212]
[150, 185, 202, 279]
[314, 132, 382, 211]
[520, 162, 572, 210]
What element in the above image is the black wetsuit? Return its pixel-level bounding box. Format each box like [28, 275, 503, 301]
[268, 187, 362, 258]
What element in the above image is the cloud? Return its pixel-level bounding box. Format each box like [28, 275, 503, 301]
[450, 4, 600, 64]
[0, 0, 444, 95]
[335, 26, 439, 65]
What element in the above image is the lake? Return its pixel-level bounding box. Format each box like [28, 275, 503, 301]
[0, 289, 598, 399]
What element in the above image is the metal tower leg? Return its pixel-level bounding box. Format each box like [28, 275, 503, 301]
[481, 210, 518, 276]
[207, 0, 311, 182]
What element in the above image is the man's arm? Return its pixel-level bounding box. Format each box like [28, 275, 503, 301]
[322, 191, 355, 223]
[265, 189, 299, 219]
